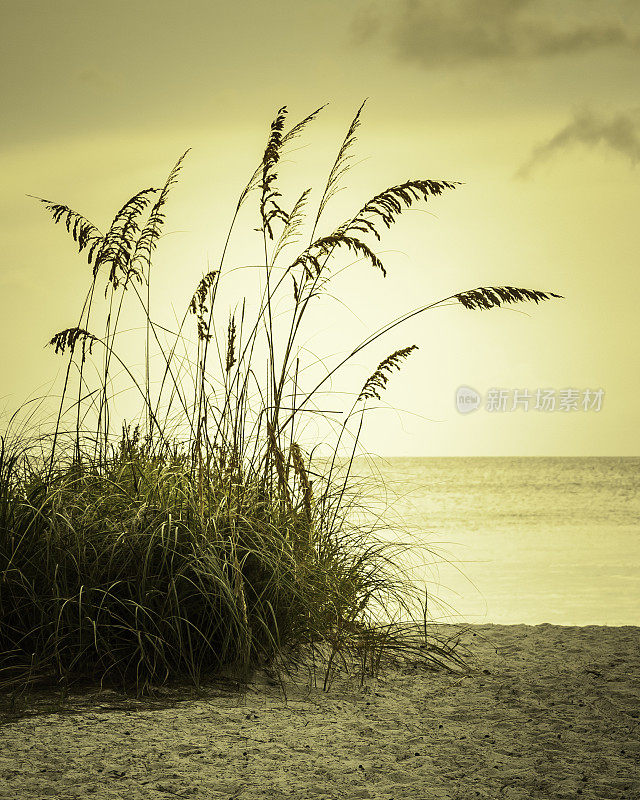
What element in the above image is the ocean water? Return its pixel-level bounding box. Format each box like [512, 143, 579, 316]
[353, 457, 640, 626]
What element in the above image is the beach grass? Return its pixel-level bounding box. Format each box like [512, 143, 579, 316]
[0, 103, 561, 694]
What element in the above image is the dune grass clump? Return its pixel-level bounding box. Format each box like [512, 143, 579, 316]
[0, 103, 561, 694]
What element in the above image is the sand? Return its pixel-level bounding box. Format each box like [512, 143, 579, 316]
[1, 624, 639, 800]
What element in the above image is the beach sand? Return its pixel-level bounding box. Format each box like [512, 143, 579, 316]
[1, 624, 638, 799]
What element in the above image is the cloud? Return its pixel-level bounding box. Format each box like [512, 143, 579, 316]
[350, 3, 381, 45]
[352, 0, 639, 67]
[516, 108, 640, 178]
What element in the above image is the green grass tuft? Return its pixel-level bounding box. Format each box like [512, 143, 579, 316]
[0, 103, 560, 694]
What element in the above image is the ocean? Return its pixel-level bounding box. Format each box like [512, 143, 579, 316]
[352, 457, 640, 626]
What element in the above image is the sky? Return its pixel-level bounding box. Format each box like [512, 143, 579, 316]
[1, 0, 639, 456]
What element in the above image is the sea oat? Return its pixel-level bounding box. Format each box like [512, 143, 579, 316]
[259, 107, 290, 240]
[226, 316, 237, 373]
[48, 328, 98, 362]
[358, 345, 419, 402]
[190, 270, 219, 342]
[455, 286, 563, 311]
[348, 179, 460, 241]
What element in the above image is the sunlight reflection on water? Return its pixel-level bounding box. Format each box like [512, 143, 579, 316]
[351, 456, 640, 626]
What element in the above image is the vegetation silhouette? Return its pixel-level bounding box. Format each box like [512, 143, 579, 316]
[0, 103, 561, 694]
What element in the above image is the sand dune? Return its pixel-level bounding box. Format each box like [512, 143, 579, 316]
[1, 624, 639, 799]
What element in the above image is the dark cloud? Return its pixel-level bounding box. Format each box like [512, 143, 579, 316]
[350, 4, 381, 45]
[352, 0, 639, 67]
[516, 108, 640, 178]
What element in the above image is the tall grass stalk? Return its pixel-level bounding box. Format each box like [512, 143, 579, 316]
[0, 104, 561, 694]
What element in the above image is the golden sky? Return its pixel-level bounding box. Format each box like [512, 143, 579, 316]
[1, 0, 639, 455]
